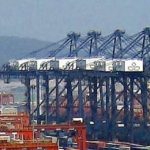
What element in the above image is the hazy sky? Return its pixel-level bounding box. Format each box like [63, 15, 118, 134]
[0, 0, 149, 41]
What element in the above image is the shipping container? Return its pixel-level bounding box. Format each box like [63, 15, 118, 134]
[94, 60, 106, 71]
[105, 60, 113, 71]
[125, 59, 143, 72]
[0, 135, 11, 142]
[8, 58, 36, 70]
[37, 58, 54, 70]
[85, 57, 102, 70]
[0, 93, 14, 105]
[50, 58, 77, 70]
[113, 59, 125, 71]
[77, 58, 113, 71]
[113, 59, 143, 72]
[1, 107, 18, 115]
[76, 59, 86, 70]
[36, 58, 50, 70]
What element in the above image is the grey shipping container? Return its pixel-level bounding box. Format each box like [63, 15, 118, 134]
[113, 60, 125, 71]
[76, 59, 86, 70]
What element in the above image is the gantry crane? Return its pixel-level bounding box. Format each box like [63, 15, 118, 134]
[0, 28, 150, 145]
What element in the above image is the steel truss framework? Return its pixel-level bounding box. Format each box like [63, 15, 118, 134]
[0, 28, 150, 144]
[0, 70, 150, 144]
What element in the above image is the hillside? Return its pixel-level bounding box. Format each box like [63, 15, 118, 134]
[0, 36, 51, 66]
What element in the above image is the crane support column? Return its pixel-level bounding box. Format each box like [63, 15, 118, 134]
[99, 79, 104, 120]
[141, 77, 148, 126]
[78, 78, 84, 119]
[110, 77, 116, 140]
[99, 78, 104, 138]
[129, 76, 134, 142]
[56, 76, 59, 123]
[123, 76, 129, 140]
[44, 74, 49, 124]
[25, 76, 31, 123]
[105, 77, 110, 140]
[36, 75, 40, 124]
[66, 78, 73, 121]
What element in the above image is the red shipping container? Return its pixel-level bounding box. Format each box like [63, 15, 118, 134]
[0, 93, 14, 105]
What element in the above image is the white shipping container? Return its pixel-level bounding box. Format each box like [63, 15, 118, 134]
[58, 58, 77, 70]
[36, 59, 49, 70]
[11, 58, 36, 70]
[85, 58, 102, 70]
[2, 107, 18, 115]
[0, 136, 11, 142]
[105, 60, 113, 71]
[125, 60, 143, 72]
[20, 59, 37, 70]
[37, 58, 54, 70]
[17, 59, 33, 65]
